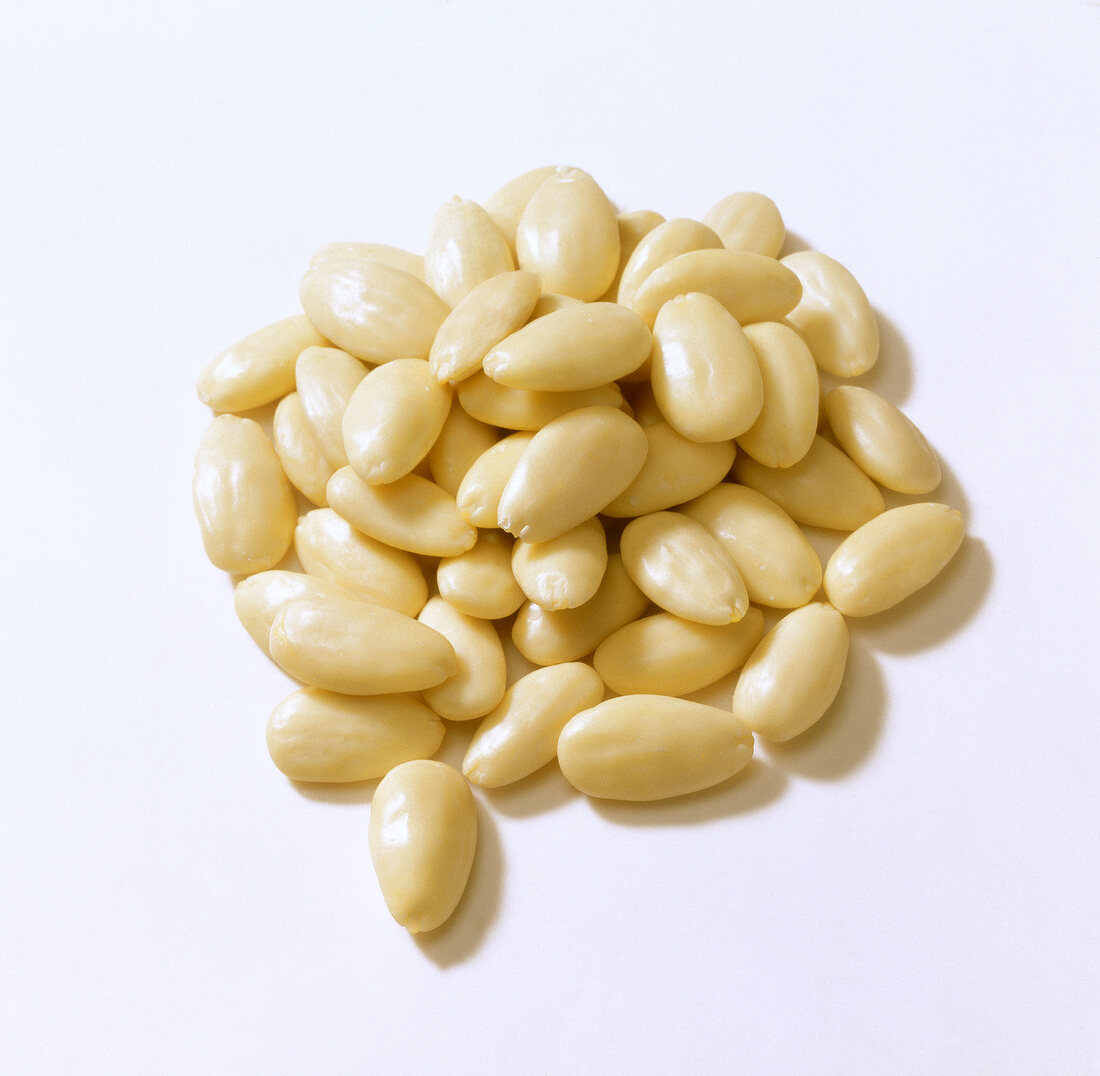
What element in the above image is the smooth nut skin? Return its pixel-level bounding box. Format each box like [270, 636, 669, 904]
[455, 432, 534, 527]
[732, 435, 884, 532]
[369, 761, 477, 934]
[341, 359, 452, 485]
[273, 392, 334, 506]
[427, 400, 500, 497]
[824, 386, 941, 494]
[601, 421, 736, 519]
[732, 602, 849, 742]
[702, 192, 785, 257]
[429, 270, 542, 383]
[681, 484, 822, 609]
[515, 167, 620, 301]
[557, 696, 754, 802]
[593, 608, 764, 697]
[234, 570, 365, 656]
[528, 292, 585, 319]
[735, 322, 820, 468]
[193, 415, 296, 575]
[295, 346, 369, 469]
[599, 209, 666, 303]
[632, 249, 803, 328]
[511, 516, 607, 611]
[456, 372, 623, 432]
[309, 241, 426, 281]
[293, 509, 428, 617]
[462, 663, 605, 788]
[417, 597, 507, 722]
[512, 554, 648, 665]
[620, 511, 749, 625]
[483, 165, 558, 259]
[327, 467, 477, 558]
[436, 530, 526, 620]
[824, 503, 965, 617]
[266, 688, 444, 783]
[299, 259, 450, 364]
[424, 196, 514, 308]
[496, 406, 649, 543]
[781, 250, 879, 377]
[650, 292, 763, 443]
[196, 315, 327, 414]
[268, 593, 458, 695]
[483, 302, 652, 391]
[616, 217, 724, 310]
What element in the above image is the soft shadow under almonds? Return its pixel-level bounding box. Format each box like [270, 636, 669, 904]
[857, 533, 993, 656]
[763, 637, 886, 781]
[484, 762, 579, 820]
[591, 758, 787, 828]
[415, 795, 503, 968]
[290, 775, 379, 805]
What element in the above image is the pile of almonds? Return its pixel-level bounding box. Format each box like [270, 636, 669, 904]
[193, 166, 965, 933]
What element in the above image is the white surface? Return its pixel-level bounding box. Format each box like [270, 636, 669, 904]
[2, 2, 1098, 1073]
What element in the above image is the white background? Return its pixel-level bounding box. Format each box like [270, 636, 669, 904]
[2, 1, 1098, 1073]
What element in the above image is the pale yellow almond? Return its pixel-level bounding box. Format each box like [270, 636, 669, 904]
[557, 696, 754, 801]
[483, 302, 651, 391]
[632, 249, 802, 328]
[437, 530, 526, 620]
[781, 250, 879, 376]
[650, 292, 763, 442]
[327, 467, 476, 557]
[272, 392, 334, 506]
[602, 421, 736, 518]
[824, 386, 941, 494]
[293, 508, 428, 617]
[341, 358, 452, 485]
[267, 688, 444, 783]
[528, 292, 585, 319]
[616, 217, 724, 309]
[426, 399, 501, 497]
[295, 346, 369, 469]
[455, 432, 535, 527]
[424, 197, 515, 308]
[497, 407, 649, 543]
[269, 592, 457, 695]
[732, 602, 849, 741]
[193, 415, 296, 575]
[418, 597, 507, 721]
[234, 570, 366, 656]
[824, 503, 965, 617]
[462, 663, 605, 788]
[299, 259, 450, 363]
[233, 571, 313, 653]
[456, 371, 623, 431]
[369, 760, 476, 934]
[681, 483, 822, 608]
[702, 192, 786, 257]
[735, 321, 819, 468]
[512, 554, 648, 665]
[308, 241, 426, 281]
[515, 167, 620, 301]
[429, 270, 542, 383]
[483, 165, 559, 259]
[598, 209, 666, 302]
[511, 516, 608, 610]
[732, 435, 884, 531]
[594, 608, 764, 697]
[620, 511, 748, 625]
[197, 315, 327, 414]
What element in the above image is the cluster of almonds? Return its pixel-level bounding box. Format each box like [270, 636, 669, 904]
[193, 166, 965, 934]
